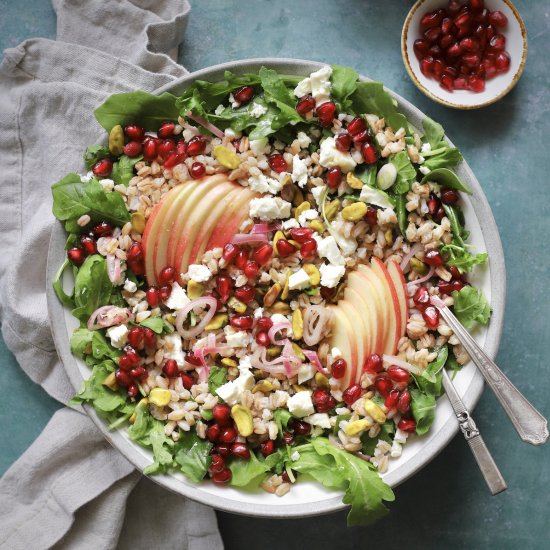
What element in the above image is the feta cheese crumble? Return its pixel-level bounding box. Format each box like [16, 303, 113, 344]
[123, 279, 137, 293]
[106, 324, 128, 349]
[311, 185, 327, 206]
[287, 391, 315, 417]
[294, 65, 333, 106]
[164, 282, 191, 310]
[291, 155, 308, 188]
[187, 264, 212, 283]
[313, 235, 345, 265]
[319, 263, 346, 288]
[248, 173, 282, 195]
[288, 268, 311, 290]
[319, 137, 357, 173]
[298, 208, 319, 227]
[249, 197, 291, 220]
[249, 102, 268, 118]
[163, 333, 185, 366]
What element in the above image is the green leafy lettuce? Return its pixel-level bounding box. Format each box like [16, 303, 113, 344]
[174, 432, 213, 482]
[83, 144, 111, 170]
[111, 154, 143, 186]
[452, 286, 491, 330]
[330, 64, 359, 112]
[208, 366, 227, 394]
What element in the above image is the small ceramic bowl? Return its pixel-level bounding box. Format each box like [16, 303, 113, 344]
[402, 0, 527, 109]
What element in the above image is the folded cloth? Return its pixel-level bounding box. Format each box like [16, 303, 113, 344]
[0, 1, 223, 548]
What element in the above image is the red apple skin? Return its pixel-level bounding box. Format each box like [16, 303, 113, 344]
[339, 299, 366, 385]
[387, 260, 409, 341]
[328, 304, 357, 389]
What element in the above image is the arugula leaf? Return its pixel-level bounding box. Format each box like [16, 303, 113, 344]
[443, 204, 468, 247]
[127, 400, 151, 440]
[174, 432, 213, 482]
[229, 451, 270, 487]
[420, 167, 472, 194]
[70, 327, 120, 361]
[390, 151, 417, 194]
[442, 242, 488, 273]
[311, 438, 395, 526]
[138, 316, 168, 334]
[52, 258, 75, 308]
[83, 144, 111, 170]
[94, 91, 180, 132]
[111, 155, 143, 186]
[291, 444, 346, 490]
[452, 286, 491, 330]
[410, 389, 436, 436]
[273, 409, 292, 437]
[261, 448, 286, 472]
[415, 346, 448, 397]
[394, 193, 407, 235]
[422, 147, 463, 171]
[330, 65, 358, 112]
[422, 117, 445, 149]
[208, 366, 227, 395]
[361, 422, 395, 455]
[52, 173, 130, 226]
[72, 255, 113, 322]
[145, 420, 175, 475]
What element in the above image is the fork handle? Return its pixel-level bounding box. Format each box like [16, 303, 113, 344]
[438, 304, 549, 446]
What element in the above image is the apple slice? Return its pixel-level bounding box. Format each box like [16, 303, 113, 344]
[328, 304, 357, 389]
[370, 257, 401, 355]
[387, 260, 409, 342]
[338, 299, 366, 385]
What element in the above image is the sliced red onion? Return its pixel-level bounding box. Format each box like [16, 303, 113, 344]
[382, 354, 423, 375]
[87, 306, 132, 330]
[185, 111, 225, 139]
[176, 295, 218, 339]
[250, 222, 282, 234]
[407, 266, 435, 289]
[302, 349, 328, 375]
[268, 320, 292, 345]
[303, 305, 333, 346]
[106, 254, 121, 284]
[230, 233, 268, 245]
[400, 243, 423, 271]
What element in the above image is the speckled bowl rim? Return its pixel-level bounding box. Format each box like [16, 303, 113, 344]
[401, 0, 528, 109]
[47, 57, 506, 519]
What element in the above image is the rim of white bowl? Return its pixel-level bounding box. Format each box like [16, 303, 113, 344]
[47, 57, 506, 518]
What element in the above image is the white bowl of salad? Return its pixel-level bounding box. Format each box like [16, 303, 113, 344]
[47, 58, 505, 525]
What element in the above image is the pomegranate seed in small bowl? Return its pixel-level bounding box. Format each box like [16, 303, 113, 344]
[402, 0, 526, 108]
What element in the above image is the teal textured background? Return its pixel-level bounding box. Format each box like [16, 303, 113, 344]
[1, 1, 549, 548]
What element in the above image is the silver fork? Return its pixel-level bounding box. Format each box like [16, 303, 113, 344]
[432, 296, 549, 446]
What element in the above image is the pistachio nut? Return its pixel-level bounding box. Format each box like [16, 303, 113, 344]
[131, 212, 146, 234]
[252, 380, 274, 394]
[263, 283, 282, 307]
[212, 145, 240, 169]
[324, 199, 341, 221]
[280, 269, 291, 300]
[204, 313, 228, 331]
[221, 357, 238, 368]
[228, 296, 247, 313]
[108, 124, 124, 156]
[270, 301, 291, 315]
[149, 388, 171, 407]
[102, 372, 118, 392]
[231, 405, 254, 436]
[291, 342, 305, 360]
[294, 200, 311, 220]
[341, 202, 368, 222]
[363, 399, 387, 424]
[303, 263, 320, 286]
[187, 279, 205, 299]
[314, 372, 330, 389]
[345, 418, 373, 436]
[346, 172, 363, 190]
[308, 219, 325, 233]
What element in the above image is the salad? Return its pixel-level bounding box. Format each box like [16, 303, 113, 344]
[51, 64, 491, 525]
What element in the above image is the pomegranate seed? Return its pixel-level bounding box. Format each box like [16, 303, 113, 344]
[230, 315, 254, 331]
[180, 372, 194, 390]
[115, 369, 132, 387]
[190, 161, 206, 179]
[413, 286, 431, 310]
[244, 260, 260, 279]
[441, 17, 454, 35]
[424, 249, 444, 267]
[331, 358, 347, 379]
[316, 101, 337, 127]
[260, 440, 275, 457]
[481, 57, 498, 79]
[326, 166, 342, 189]
[281, 471, 293, 483]
[230, 442, 251, 460]
[440, 73, 455, 91]
[256, 316, 273, 331]
[489, 34, 505, 52]
[454, 12, 472, 28]
[219, 426, 237, 444]
[233, 86, 254, 104]
[212, 404, 232, 427]
[398, 418, 417, 433]
[397, 390, 412, 414]
[437, 280, 454, 295]
[448, 266, 463, 280]
[128, 326, 145, 349]
[130, 366, 147, 380]
[312, 389, 336, 413]
[488, 10, 507, 28]
[364, 353, 383, 373]
[143, 328, 156, 347]
[252, 243, 273, 265]
[214, 443, 231, 457]
[163, 359, 179, 378]
[343, 384, 362, 406]
[146, 286, 160, 307]
[206, 424, 221, 443]
[276, 239, 297, 257]
[347, 116, 366, 136]
[289, 228, 313, 243]
[121, 349, 141, 368]
[374, 376, 393, 398]
[486, 24, 496, 40]
[127, 249, 144, 276]
[460, 37, 480, 53]
[452, 279, 465, 292]
[352, 128, 371, 144]
[446, 42, 463, 58]
[320, 286, 336, 301]
[67, 247, 86, 266]
[428, 193, 442, 216]
[454, 76, 468, 90]
[187, 136, 207, 156]
[283, 431, 295, 446]
[92, 221, 112, 237]
[432, 58, 446, 79]
[176, 140, 187, 156]
[468, 0, 484, 12]
[439, 33, 454, 50]
[164, 152, 186, 170]
[441, 188, 460, 205]
[127, 384, 139, 398]
[142, 138, 158, 161]
[335, 132, 352, 152]
[235, 250, 248, 270]
[447, 0, 461, 15]
[387, 366, 411, 385]
[216, 275, 233, 300]
[234, 284, 256, 303]
[158, 266, 176, 285]
[299, 238, 317, 260]
[468, 75, 485, 93]
[365, 207, 378, 226]
[428, 44, 443, 58]
[255, 331, 270, 346]
[211, 467, 232, 484]
[420, 55, 435, 77]
[92, 158, 113, 177]
[385, 389, 400, 409]
[127, 241, 143, 261]
[361, 142, 378, 165]
[495, 52, 511, 73]
[462, 53, 481, 68]
[222, 243, 239, 263]
[124, 124, 145, 141]
[420, 10, 443, 30]
[209, 454, 225, 473]
[123, 141, 142, 157]
[291, 420, 311, 435]
[157, 121, 175, 139]
[296, 95, 316, 116]
[414, 38, 430, 60]
[158, 139, 176, 160]
[424, 26, 441, 43]
[423, 305, 441, 329]
[268, 154, 288, 173]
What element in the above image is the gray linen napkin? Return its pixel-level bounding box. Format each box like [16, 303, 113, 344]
[0, 1, 223, 548]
